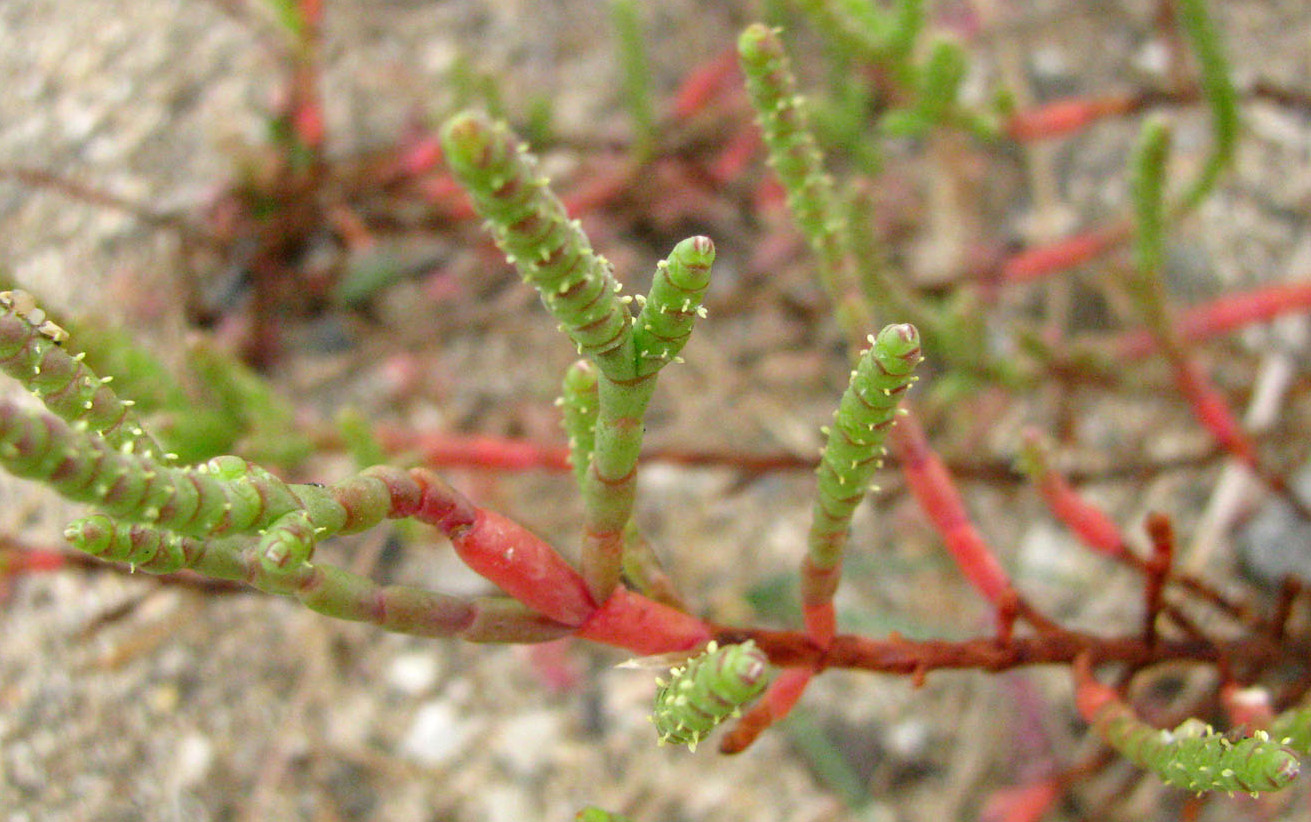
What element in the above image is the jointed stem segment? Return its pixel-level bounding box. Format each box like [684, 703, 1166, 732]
[803, 324, 921, 645]
[66, 514, 572, 642]
[441, 111, 715, 603]
[0, 291, 165, 460]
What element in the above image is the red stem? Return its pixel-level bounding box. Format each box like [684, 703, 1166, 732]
[1023, 431, 1131, 562]
[573, 586, 712, 655]
[891, 411, 1014, 609]
[1115, 281, 1311, 359]
[1000, 224, 1128, 285]
[719, 666, 814, 754]
[1005, 94, 1140, 142]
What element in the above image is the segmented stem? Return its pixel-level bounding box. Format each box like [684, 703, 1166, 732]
[577, 237, 714, 600]
[1096, 703, 1299, 795]
[803, 324, 921, 644]
[65, 514, 572, 643]
[652, 640, 771, 752]
[632, 236, 713, 377]
[559, 358, 599, 489]
[443, 112, 717, 603]
[440, 111, 636, 380]
[738, 24, 874, 339]
[0, 291, 165, 460]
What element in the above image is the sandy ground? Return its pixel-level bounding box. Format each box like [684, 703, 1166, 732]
[1, 1, 1310, 821]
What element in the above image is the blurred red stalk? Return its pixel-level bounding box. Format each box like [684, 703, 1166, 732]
[892, 412, 1013, 608]
[1005, 95, 1139, 142]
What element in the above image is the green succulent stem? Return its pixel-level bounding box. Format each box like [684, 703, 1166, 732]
[802, 324, 921, 642]
[440, 111, 637, 380]
[1174, 0, 1238, 213]
[442, 111, 715, 603]
[560, 358, 600, 490]
[66, 514, 571, 642]
[1132, 118, 1172, 290]
[1094, 700, 1299, 795]
[652, 640, 772, 752]
[609, 0, 656, 161]
[738, 24, 876, 342]
[0, 291, 166, 460]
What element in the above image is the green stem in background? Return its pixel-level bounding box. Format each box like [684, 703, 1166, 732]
[802, 324, 921, 645]
[880, 36, 968, 138]
[184, 339, 312, 468]
[1132, 117, 1172, 299]
[843, 184, 938, 340]
[738, 24, 875, 342]
[791, 0, 894, 61]
[1126, 117, 1271, 477]
[1174, 0, 1238, 213]
[609, 0, 656, 161]
[575, 808, 635, 822]
[65, 514, 573, 643]
[790, 0, 924, 83]
[1268, 704, 1311, 754]
[885, 0, 926, 66]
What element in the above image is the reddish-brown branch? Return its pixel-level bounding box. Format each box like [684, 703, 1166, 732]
[722, 628, 1303, 679]
[1142, 513, 1175, 648]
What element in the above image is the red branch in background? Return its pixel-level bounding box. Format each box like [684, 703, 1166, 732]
[999, 224, 1130, 285]
[1115, 280, 1311, 359]
[1005, 95, 1141, 142]
[890, 411, 1016, 612]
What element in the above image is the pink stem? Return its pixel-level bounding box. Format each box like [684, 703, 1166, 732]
[1005, 95, 1137, 142]
[379, 428, 571, 471]
[671, 47, 741, 119]
[573, 586, 712, 654]
[1115, 281, 1311, 359]
[1173, 359, 1257, 467]
[719, 666, 814, 754]
[892, 412, 1013, 608]
[1022, 431, 1129, 561]
[1001, 226, 1125, 284]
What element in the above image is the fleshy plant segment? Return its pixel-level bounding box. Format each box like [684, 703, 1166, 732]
[8, 1, 1311, 815]
[652, 640, 772, 752]
[441, 112, 713, 603]
[1076, 658, 1301, 795]
[803, 323, 921, 645]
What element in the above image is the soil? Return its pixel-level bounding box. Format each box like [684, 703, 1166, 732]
[1, 1, 1309, 821]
